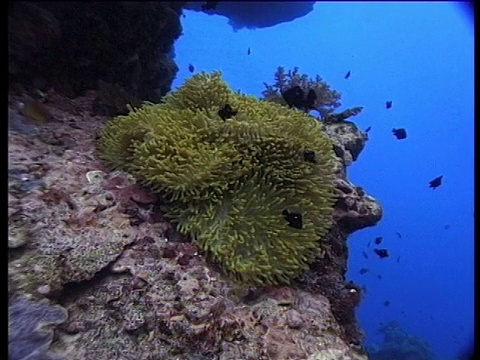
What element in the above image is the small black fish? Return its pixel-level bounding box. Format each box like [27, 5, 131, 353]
[281, 86, 305, 109]
[344, 71, 351, 79]
[396, 256, 401, 263]
[305, 89, 317, 109]
[359, 268, 369, 275]
[384, 300, 390, 307]
[386, 100, 393, 109]
[365, 126, 372, 133]
[282, 209, 303, 229]
[362, 251, 369, 259]
[188, 64, 195, 73]
[281, 86, 317, 112]
[392, 128, 407, 140]
[374, 236, 383, 245]
[218, 104, 237, 120]
[304, 150, 316, 163]
[395, 232, 402, 239]
[374, 248, 389, 259]
[201, 1, 218, 11]
[247, 47, 251, 55]
[377, 274, 383, 279]
[429, 175, 443, 189]
[367, 241, 371, 248]
[444, 224, 450, 230]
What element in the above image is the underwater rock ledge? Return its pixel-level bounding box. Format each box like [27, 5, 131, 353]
[184, 1, 316, 30]
[8, 2, 184, 106]
[8, 4, 381, 356]
[8, 85, 381, 359]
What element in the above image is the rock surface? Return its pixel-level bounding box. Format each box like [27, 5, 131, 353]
[8, 4, 382, 357]
[8, 88, 379, 359]
[8, 2, 184, 110]
[185, 1, 316, 30]
[9, 297, 68, 360]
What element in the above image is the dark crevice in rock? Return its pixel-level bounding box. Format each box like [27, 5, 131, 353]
[56, 245, 134, 306]
[295, 225, 365, 350]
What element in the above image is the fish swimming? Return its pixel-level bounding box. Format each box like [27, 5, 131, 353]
[281, 86, 317, 112]
[374, 248, 389, 259]
[282, 209, 303, 229]
[281, 86, 305, 109]
[374, 236, 383, 245]
[218, 104, 237, 120]
[247, 47, 251, 55]
[384, 300, 390, 307]
[188, 64, 195, 73]
[345, 71, 351, 79]
[304, 150, 317, 163]
[386, 100, 393, 109]
[365, 126, 372, 133]
[20, 99, 53, 125]
[305, 89, 317, 109]
[429, 176, 443, 189]
[392, 128, 407, 140]
[362, 251, 369, 259]
[359, 268, 369, 275]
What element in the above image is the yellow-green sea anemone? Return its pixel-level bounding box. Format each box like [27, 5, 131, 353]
[98, 71, 337, 285]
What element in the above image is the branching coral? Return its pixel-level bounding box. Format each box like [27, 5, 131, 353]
[262, 66, 342, 118]
[98, 71, 337, 285]
[262, 66, 365, 124]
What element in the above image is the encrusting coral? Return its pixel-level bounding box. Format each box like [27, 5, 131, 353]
[98, 71, 337, 285]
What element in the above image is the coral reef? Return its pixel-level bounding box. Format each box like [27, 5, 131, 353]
[8, 89, 137, 298]
[99, 71, 338, 285]
[8, 69, 380, 358]
[8, 2, 184, 105]
[9, 297, 68, 360]
[367, 321, 436, 360]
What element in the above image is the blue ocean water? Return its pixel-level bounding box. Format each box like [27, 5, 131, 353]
[172, 3, 474, 359]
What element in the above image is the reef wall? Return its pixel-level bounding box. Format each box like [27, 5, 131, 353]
[9, 2, 184, 106]
[8, 3, 382, 359]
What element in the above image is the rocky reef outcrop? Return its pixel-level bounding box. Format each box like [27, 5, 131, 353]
[185, 1, 316, 30]
[8, 3, 382, 359]
[8, 86, 380, 359]
[8, 2, 184, 110]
